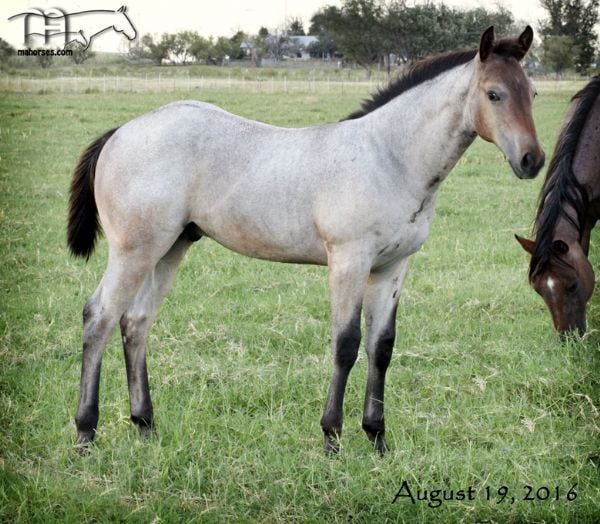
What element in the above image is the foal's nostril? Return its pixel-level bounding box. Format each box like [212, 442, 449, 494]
[521, 152, 535, 172]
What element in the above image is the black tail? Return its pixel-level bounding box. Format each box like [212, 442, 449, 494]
[67, 128, 119, 259]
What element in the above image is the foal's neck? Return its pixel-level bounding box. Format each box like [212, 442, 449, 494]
[365, 61, 476, 190]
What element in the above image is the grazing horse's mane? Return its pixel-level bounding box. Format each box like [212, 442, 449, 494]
[529, 75, 600, 280]
[344, 37, 530, 120]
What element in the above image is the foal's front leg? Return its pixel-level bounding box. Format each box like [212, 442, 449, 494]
[320, 247, 371, 453]
[361, 257, 409, 455]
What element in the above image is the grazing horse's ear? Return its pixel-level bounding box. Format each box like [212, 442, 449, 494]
[479, 26, 495, 62]
[518, 26, 534, 57]
[117, 6, 126, 13]
[515, 234, 535, 255]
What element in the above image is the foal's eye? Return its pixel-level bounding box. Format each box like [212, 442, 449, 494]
[487, 91, 500, 102]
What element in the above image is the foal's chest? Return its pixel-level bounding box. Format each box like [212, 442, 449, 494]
[374, 194, 437, 262]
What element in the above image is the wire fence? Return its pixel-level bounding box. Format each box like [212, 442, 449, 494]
[0, 72, 586, 95]
[0, 73, 381, 94]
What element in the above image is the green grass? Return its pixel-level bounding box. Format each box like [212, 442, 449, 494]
[0, 84, 598, 522]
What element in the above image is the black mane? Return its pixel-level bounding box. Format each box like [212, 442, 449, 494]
[344, 37, 529, 120]
[530, 75, 600, 280]
[345, 50, 476, 120]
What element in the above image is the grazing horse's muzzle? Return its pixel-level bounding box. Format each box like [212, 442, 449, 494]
[558, 319, 587, 341]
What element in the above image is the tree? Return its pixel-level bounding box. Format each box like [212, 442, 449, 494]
[127, 38, 147, 61]
[542, 35, 579, 75]
[188, 34, 212, 63]
[287, 18, 306, 36]
[308, 6, 339, 58]
[141, 33, 176, 65]
[0, 37, 15, 63]
[36, 49, 53, 68]
[454, 6, 514, 48]
[263, 31, 290, 62]
[311, 0, 515, 74]
[383, 2, 514, 63]
[211, 36, 236, 65]
[539, 0, 599, 72]
[311, 0, 385, 77]
[228, 31, 248, 60]
[173, 31, 198, 64]
[67, 42, 95, 65]
[247, 35, 267, 66]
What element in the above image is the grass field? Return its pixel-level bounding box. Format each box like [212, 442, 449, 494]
[0, 80, 599, 522]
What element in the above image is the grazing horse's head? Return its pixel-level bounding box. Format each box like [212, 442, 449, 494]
[113, 6, 136, 40]
[516, 236, 594, 336]
[468, 26, 545, 179]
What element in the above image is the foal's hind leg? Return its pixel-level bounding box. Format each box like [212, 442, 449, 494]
[120, 228, 200, 437]
[361, 257, 409, 455]
[75, 250, 161, 446]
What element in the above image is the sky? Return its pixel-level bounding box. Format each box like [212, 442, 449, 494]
[1, 0, 550, 52]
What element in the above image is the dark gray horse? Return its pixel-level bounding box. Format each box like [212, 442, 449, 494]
[517, 75, 600, 336]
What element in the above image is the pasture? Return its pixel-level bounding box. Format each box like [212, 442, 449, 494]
[0, 81, 598, 522]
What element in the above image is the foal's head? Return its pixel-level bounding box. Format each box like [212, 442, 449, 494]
[469, 26, 544, 179]
[516, 236, 594, 336]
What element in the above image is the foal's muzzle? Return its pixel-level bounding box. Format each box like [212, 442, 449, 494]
[513, 150, 545, 179]
[522, 150, 545, 178]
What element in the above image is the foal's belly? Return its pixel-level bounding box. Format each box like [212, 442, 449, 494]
[207, 229, 329, 265]
[194, 210, 329, 266]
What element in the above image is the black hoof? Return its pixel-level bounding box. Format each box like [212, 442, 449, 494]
[131, 415, 155, 439]
[323, 432, 341, 455]
[137, 423, 157, 439]
[364, 425, 389, 455]
[75, 430, 95, 453]
[372, 433, 389, 456]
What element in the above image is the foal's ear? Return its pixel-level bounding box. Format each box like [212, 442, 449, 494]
[517, 25, 534, 57]
[515, 234, 535, 255]
[479, 26, 495, 62]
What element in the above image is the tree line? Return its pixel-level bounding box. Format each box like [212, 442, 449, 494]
[132, 0, 600, 75]
[1, 0, 597, 75]
[311, 0, 599, 75]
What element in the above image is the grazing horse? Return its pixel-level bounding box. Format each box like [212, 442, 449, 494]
[68, 26, 543, 454]
[517, 75, 600, 337]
